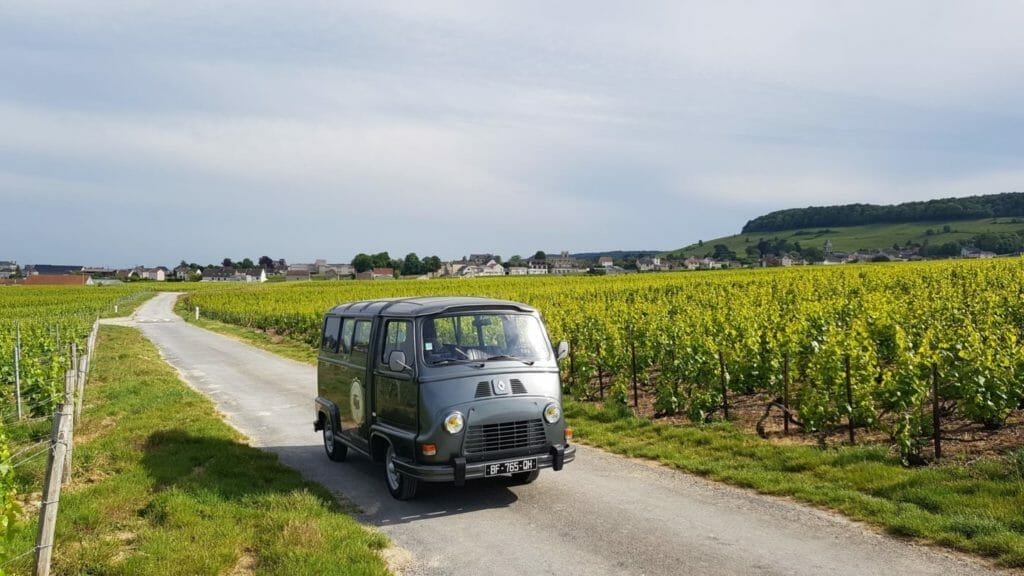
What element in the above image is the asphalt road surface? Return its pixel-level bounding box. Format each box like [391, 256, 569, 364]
[126, 293, 1004, 576]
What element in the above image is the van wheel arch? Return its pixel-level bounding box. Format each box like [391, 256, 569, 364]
[370, 434, 390, 463]
[321, 410, 347, 462]
[384, 443, 418, 500]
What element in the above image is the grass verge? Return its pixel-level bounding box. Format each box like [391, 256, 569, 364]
[172, 296, 317, 365]
[6, 326, 388, 575]
[567, 401, 1024, 567]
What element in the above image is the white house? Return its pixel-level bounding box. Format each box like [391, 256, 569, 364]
[141, 267, 167, 281]
[174, 265, 199, 280]
[962, 248, 996, 259]
[460, 260, 505, 278]
[0, 261, 17, 279]
[201, 267, 267, 283]
[239, 268, 268, 282]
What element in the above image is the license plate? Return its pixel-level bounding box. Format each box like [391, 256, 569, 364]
[484, 458, 537, 476]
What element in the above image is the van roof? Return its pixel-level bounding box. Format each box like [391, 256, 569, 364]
[326, 296, 537, 318]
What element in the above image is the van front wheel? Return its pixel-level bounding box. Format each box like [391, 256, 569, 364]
[323, 417, 347, 462]
[385, 444, 418, 500]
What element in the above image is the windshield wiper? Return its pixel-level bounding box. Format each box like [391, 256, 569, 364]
[484, 355, 535, 365]
[429, 358, 484, 367]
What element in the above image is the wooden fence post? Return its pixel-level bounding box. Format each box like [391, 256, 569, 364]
[35, 397, 72, 576]
[61, 364, 76, 485]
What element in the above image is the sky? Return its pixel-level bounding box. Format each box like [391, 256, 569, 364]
[2, 1, 1023, 267]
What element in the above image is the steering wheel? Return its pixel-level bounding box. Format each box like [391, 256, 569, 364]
[453, 347, 485, 360]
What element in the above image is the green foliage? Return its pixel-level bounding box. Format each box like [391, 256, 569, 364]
[0, 425, 20, 572]
[181, 259, 1024, 459]
[742, 191, 1024, 233]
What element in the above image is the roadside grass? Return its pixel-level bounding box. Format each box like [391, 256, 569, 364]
[567, 401, 1024, 567]
[172, 296, 317, 365]
[5, 326, 388, 575]
[100, 289, 156, 319]
[158, 299, 1024, 568]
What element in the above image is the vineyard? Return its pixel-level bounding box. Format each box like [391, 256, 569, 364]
[183, 260, 1024, 463]
[0, 285, 151, 573]
[0, 286, 151, 419]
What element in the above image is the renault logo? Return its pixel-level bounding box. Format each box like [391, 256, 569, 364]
[497, 380, 507, 392]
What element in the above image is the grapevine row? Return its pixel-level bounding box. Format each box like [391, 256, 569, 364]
[183, 260, 1024, 461]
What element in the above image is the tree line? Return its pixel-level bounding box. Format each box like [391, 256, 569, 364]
[742, 192, 1024, 233]
[351, 252, 443, 276]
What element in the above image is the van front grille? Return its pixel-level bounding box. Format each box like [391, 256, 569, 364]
[474, 379, 529, 398]
[464, 419, 547, 455]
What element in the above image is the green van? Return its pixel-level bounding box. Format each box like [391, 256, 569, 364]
[314, 296, 575, 499]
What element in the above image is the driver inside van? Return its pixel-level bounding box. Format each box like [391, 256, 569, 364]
[421, 320, 446, 362]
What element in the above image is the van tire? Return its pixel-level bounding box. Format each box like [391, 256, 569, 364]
[323, 416, 347, 462]
[385, 444, 418, 500]
[510, 470, 540, 484]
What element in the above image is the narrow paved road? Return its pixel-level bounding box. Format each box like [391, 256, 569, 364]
[127, 293, 1003, 576]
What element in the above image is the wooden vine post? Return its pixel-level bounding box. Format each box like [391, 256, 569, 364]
[719, 350, 729, 420]
[845, 354, 855, 445]
[782, 353, 790, 435]
[932, 363, 941, 460]
[630, 328, 639, 408]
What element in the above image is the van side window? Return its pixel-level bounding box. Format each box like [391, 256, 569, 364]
[321, 316, 341, 352]
[381, 320, 411, 363]
[339, 318, 355, 355]
[350, 320, 372, 366]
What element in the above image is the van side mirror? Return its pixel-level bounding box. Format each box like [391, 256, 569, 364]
[556, 341, 569, 361]
[388, 350, 411, 372]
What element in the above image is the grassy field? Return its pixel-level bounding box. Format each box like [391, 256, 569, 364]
[5, 326, 389, 576]
[665, 217, 1024, 258]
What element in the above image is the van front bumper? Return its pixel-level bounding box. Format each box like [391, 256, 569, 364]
[392, 444, 576, 485]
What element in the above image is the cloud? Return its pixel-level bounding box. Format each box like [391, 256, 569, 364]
[2, 1, 1023, 265]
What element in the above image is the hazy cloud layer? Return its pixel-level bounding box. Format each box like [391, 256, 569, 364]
[2, 1, 1023, 266]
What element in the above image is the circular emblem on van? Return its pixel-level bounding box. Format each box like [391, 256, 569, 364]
[350, 378, 364, 425]
[497, 380, 507, 392]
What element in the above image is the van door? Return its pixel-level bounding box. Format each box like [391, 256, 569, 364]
[318, 315, 345, 423]
[338, 318, 372, 451]
[373, 319, 418, 431]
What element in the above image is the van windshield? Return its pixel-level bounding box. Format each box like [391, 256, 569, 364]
[421, 313, 550, 365]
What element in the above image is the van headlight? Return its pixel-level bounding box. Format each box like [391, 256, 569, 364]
[543, 403, 561, 424]
[443, 412, 464, 434]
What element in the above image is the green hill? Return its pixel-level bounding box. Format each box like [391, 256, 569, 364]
[665, 218, 1024, 260]
[742, 192, 1024, 233]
